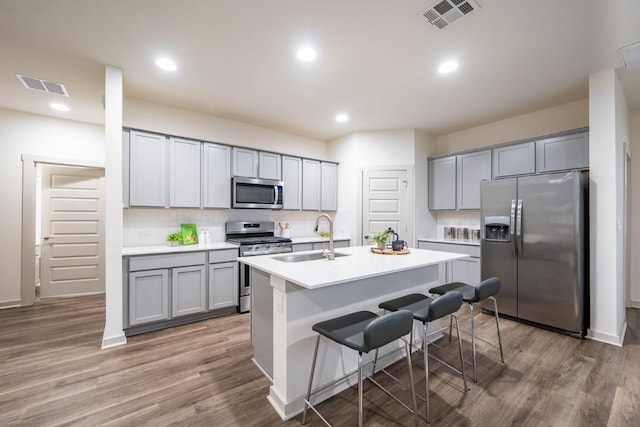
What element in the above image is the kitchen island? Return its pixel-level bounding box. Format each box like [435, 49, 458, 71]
[239, 245, 466, 420]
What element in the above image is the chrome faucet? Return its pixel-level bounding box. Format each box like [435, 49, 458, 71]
[314, 213, 334, 260]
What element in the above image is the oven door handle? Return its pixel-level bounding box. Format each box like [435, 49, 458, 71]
[274, 185, 278, 204]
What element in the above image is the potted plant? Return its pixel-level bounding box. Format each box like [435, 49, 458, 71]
[370, 231, 390, 250]
[166, 232, 182, 246]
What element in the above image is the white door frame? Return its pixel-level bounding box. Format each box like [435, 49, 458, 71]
[357, 165, 415, 247]
[21, 155, 105, 306]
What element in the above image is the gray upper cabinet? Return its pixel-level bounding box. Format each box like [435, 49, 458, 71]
[302, 159, 321, 211]
[202, 143, 231, 208]
[258, 151, 282, 180]
[171, 265, 206, 317]
[232, 147, 259, 177]
[169, 137, 201, 208]
[536, 132, 589, 173]
[321, 162, 338, 211]
[456, 150, 492, 210]
[282, 156, 302, 210]
[492, 141, 535, 178]
[428, 156, 456, 210]
[129, 130, 168, 207]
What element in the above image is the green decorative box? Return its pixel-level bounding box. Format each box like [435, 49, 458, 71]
[180, 223, 198, 245]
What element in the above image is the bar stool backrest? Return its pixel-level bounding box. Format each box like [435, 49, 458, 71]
[363, 310, 413, 352]
[426, 291, 463, 321]
[475, 277, 501, 301]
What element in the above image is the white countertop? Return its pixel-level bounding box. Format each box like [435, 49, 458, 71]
[290, 235, 350, 244]
[418, 238, 480, 247]
[122, 242, 238, 256]
[238, 245, 465, 289]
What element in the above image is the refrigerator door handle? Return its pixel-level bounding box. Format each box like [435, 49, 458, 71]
[510, 199, 517, 257]
[516, 199, 523, 256]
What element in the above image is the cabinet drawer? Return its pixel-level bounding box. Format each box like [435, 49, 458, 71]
[208, 249, 239, 263]
[417, 241, 480, 257]
[292, 243, 313, 252]
[129, 252, 206, 271]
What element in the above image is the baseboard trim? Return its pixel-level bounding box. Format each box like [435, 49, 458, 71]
[587, 321, 627, 347]
[102, 332, 127, 349]
[627, 300, 640, 309]
[0, 300, 21, 309]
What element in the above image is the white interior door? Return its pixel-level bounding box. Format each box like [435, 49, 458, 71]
[362, 169, 409, 245]
[40, 165, 105, 298]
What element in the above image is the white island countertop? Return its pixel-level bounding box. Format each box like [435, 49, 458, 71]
[239, 245, 465, 289]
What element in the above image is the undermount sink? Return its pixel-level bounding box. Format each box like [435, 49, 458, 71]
[273, 252, 351, 263]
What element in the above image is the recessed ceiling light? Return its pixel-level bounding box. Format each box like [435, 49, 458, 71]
[155, 57, 177, 71]
[50, 103, 70, 112]
[438, 60, 459, 74]
[335, 113, 349, 123]
[296, 46, 317, 62]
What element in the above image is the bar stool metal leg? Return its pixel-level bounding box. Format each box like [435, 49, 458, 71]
[469, 303, 477, 382]
[490, 296, 505, 363]
[358, 353, 363, 427]
[403, 337, 420, 427]
[423, 322, 431, 423]
[452, 313, 468, 392]
[302, 335, 321, 425]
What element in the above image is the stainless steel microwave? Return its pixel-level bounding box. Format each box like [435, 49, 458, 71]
[232, 177, 284, 209]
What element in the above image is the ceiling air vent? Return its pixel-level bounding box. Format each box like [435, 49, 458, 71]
[16, 74, 69, 96]
[420, 0, 481, 30]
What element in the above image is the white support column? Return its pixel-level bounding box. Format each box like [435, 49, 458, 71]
[102, 65, 126, 349]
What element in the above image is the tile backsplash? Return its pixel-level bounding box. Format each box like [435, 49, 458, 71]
[435, 210, 481, 240]
[123, 208, 351, 246]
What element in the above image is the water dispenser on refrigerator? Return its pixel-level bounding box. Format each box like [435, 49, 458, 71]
[484, 216, 510, 241]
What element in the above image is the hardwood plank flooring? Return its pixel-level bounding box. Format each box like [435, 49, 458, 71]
[1, 295, 639, 426]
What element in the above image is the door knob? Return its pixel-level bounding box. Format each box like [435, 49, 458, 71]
[43, 236, 52, 241]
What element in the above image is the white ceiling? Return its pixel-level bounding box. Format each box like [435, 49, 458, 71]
[1, 0, 639, 141]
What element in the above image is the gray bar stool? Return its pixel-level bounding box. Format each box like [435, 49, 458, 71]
[302, 310, 419, 427]
[375, 291, 467, 423]
[428, 277, 505, 382]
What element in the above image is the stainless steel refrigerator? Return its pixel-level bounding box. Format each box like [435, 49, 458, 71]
[480, 171, 588, 337]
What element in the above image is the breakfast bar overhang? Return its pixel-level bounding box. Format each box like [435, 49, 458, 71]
[239, 246, 465, 420]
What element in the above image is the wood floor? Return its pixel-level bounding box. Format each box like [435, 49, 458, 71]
[1, 295, 639, 426]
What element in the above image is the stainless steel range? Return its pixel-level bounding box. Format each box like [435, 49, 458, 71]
[226, 221, 292, 313]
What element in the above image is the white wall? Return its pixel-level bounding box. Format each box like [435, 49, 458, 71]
[414, 130, 438, 239]
[124, 97, 327, 160]
[0, 109, 104, 307]
[629, 110, 640, 308]
[328, 129, 426, 245]
[588, 69, 628, 346]
[435, 99, 589, 155]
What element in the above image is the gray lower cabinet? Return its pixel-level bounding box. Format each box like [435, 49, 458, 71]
[171, 265, 206, 317]
[536, 132, 589, 173]
[492, 141, 536, 178]
[450, 257, 480, 284]
[128, 269, 170, 326]
[292, 240, 350, 252]
[417, 241, 480, 284]
[209, 261, 238, 310]
[125, 249, 238, 334]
